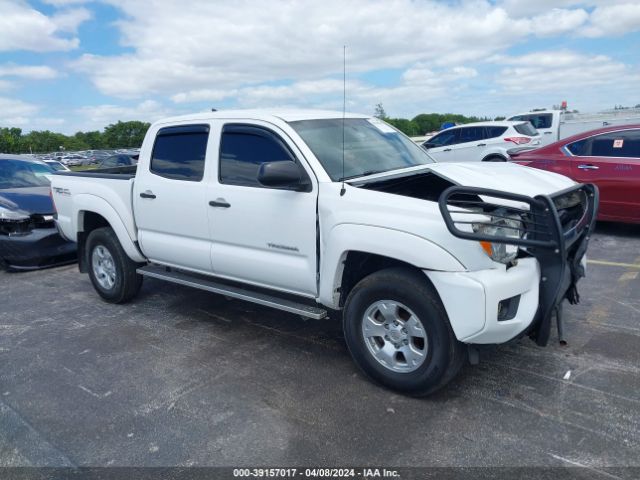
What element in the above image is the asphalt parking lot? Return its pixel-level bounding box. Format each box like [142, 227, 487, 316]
[1, 223, 639, 472]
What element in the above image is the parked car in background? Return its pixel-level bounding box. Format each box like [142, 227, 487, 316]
[507, 108, 640, 147]
[0, 156, 76, 270]
[59, 154, 86, 167]
[421, 121, 540, 162]
[43, 160, 70, 172]
[94, 154, 138, 169]
[510, 125, 640, 224]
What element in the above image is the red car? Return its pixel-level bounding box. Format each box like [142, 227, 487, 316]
[510, 125, 640, 224]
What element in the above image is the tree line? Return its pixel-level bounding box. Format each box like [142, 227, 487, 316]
[0, 120, 151, 154]
[1, 107, 500, 155]
[374, 104, 491, 136]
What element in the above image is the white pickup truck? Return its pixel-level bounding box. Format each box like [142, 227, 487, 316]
[51, 110, 598, 396]
[508, 108, 640, 147]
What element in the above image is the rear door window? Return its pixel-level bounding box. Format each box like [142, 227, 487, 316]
[485, 126, 508, 139]
[457, 127, 485, 143]
[590, 130, 640, 158]
[150, 125, 209, 181]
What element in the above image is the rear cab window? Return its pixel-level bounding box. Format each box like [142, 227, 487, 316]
[509, 113, 553, 130]
[150, 125, 209, 181]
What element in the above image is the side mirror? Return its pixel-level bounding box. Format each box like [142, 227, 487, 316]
[422, 142, 436, 150]
[258, 161, 310, 191]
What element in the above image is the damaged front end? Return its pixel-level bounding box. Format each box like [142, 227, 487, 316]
[438, 183, 599, 346]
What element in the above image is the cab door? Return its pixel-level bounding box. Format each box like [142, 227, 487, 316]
[571, 129, 640, 222]
[206, 121, 319, 296]
[451, 126, 487, 161]
[133, 124, 214, 272]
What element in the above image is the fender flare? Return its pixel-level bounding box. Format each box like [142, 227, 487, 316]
[74, 194, 146, 263]
[319, 223, 466, 308]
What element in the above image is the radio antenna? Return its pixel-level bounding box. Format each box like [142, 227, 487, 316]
[340, 45, 347, 196]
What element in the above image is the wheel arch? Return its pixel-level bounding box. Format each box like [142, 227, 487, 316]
[319, 224, 465, 309]
[481, 153, 507, 162]
[74, 195, 145, 271]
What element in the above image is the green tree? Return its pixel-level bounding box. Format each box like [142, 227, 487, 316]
[74, 130, 104, 150]
[374, 103, 387, 119]
[0, 127, 23, 153]
[102, 120, 150, 149]
[494, 116, 506, 121]
[384, 118, 420, 136]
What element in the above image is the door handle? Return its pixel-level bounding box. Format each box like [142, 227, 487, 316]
[476, 143, 486, 147]
[209, 199, 231, 208]
[578, 164, 599, 170]
[544, 131, 552, 135]
[443, 148, 452, 152]
[139, 191, 156, 199]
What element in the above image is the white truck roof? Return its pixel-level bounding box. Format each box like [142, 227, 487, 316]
[156, 109, 370, 126]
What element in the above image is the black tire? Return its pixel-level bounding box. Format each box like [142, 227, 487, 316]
[343, 267, 465, 396]
[86, 227, 143, 303]
[482, 155, 506, 162]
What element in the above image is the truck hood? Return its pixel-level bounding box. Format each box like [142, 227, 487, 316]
[424, 162, 574, 196]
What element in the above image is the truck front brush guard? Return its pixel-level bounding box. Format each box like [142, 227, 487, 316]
[438, 183, 599, 346]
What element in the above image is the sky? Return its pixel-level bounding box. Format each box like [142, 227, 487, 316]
[0, 0, 639, 134]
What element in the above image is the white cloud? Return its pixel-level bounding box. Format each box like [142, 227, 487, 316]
[525, 8, 589, 36]
[0, 1, 89, 52]
[0, 64, 58, 80]
[51, 7, 92, 33]
[581, 3, 640, 37]
[0, 97, 39, 127]
[75, 0, 594, 99]
[73, 100, 171, 131]
[494, 50, 640, 93]
[497, 1, 629, 16]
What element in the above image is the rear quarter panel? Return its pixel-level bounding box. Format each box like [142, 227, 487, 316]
[51, 174, 145, 261]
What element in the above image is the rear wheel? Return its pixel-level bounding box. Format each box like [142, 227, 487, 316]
[86, 227, 142, 303]
[343, 267, 465, 396]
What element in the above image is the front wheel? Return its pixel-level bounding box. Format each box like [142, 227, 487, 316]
[86, 227, 143, 303]
[343, 267, 465, 396]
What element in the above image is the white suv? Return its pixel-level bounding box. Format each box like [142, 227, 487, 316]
[421, 121, 540, 162]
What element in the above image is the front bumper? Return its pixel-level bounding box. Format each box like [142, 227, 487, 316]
[0, 227, 77, 271]
[426, 257, 541, 344]
[437, 183, 599, 346]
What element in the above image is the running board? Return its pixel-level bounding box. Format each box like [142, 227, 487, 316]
[137, 264, 328, 320]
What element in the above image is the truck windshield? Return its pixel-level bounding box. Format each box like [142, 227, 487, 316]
[289, 118, 434, 181]
[0, 159, 53, 189]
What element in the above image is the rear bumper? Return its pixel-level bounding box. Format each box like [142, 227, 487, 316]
[0, 227, 77, 271]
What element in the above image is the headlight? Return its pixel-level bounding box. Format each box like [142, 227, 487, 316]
[0, 206, 32, 236]
[472, 213, 522, 264]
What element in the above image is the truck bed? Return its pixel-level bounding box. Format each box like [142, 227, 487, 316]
[51, 168, 138, 246]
